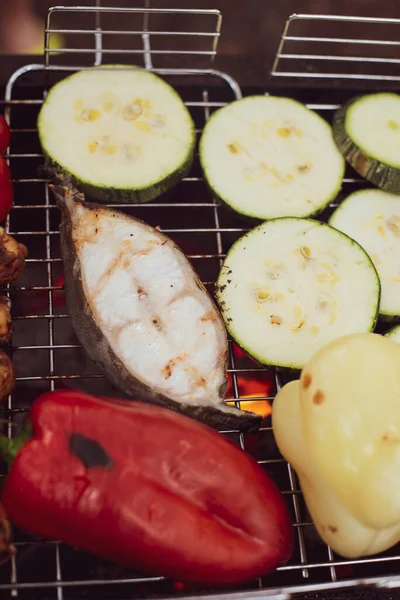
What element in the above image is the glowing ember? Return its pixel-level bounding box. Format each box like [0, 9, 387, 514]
[225, 366, 273, 419]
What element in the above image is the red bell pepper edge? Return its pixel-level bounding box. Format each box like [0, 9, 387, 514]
[0, 391, 294, 586]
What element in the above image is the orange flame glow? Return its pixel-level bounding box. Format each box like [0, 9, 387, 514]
[225, 354, 274, 418]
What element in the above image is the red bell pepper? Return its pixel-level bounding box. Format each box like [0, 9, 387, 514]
[0, 157, 13, 223]
[0, 390, 293, 586]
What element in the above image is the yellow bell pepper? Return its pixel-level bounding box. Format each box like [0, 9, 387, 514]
[272, 332, 400, 558]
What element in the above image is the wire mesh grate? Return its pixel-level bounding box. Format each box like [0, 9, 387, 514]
[1, 5, 400, 600]
[271, 13, 400, 84]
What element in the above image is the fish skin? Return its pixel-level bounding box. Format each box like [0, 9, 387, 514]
[50, 179, 261, 432]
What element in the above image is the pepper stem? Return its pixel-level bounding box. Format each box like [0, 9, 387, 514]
[0, 419, 32, 468]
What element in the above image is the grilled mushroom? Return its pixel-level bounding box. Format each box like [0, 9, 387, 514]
[0, 228, 28, 285]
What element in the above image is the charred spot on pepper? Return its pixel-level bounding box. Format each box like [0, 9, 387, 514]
[327, 525, 338, 534]
[381, 431, 400, 444]
[302, 373, 312, 390]
[69, 433, 114, 470]
[312, 389, 325, 405]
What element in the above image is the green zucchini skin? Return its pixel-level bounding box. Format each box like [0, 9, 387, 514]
[333, 95, 400, 194]
[43, 149, 194, 204]
[216, 291, 380, 373]
[207, 176, 338, 226]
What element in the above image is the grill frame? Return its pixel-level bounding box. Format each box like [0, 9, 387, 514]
[0, 6, 400, 599]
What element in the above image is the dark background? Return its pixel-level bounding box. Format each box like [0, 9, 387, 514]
[1, 0, 400, 86]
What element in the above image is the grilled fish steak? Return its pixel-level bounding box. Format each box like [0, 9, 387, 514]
[51, 182, 261, 432]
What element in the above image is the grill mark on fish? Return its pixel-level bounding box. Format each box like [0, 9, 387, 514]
[199, 310, 218, 324]
[161, 357, 206, 391]
[90, 239, 159, 300]
[111, 320, 142, 340]
[193, 370, 207, 388]
[92, 249, 127, 299]
[162, 354, 188, 379]
[90, 246, 217, 396]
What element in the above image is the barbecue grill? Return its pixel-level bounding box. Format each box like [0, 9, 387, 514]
[1, 5, 400, 599]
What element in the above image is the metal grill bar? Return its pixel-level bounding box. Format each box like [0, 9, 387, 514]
[271, 13, 400, 82]
[46, 29, 220, 36]
[282, 35, 400, 46]
[47, 48, 217, 55]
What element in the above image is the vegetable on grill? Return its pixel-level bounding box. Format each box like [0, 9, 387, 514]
[333, 93, 400, 193]
[0, 503, 14, 566]
[0, 351, 15, 401]
[329, 188, 400, 320]
[216, 218, 380, 370]
[49, 174, 260, 432]
[0, 297, 12, 344]
[199, 96, 345, 221]
[0, 116, 10, 155]
[0, 389, 294, 585]
[37, 67, 195, 203]
[0, 228, 27, 285]
[0, 157, 13, 223]
[273, 333, 400, 558]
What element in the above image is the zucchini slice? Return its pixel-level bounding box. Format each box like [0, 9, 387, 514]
[330, 189, 400, 320]
[216, 218, 380, 370]
[333, 93, 400, 193]
[37, 67, 195, 203]
[385, 325, 400, 343]
[199, 96, 345, 220]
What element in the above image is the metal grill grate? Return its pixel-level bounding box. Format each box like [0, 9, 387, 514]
[271, 13, 400, 84]
[1, 6, 400, 600]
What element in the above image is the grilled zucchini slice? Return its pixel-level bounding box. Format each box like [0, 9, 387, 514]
[37, 67, 195, 203]
[216, 218, 380, 370]
[200, 96, 345, 220]
[330, 188, 400, 320]
[333, 93, 400, 193]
